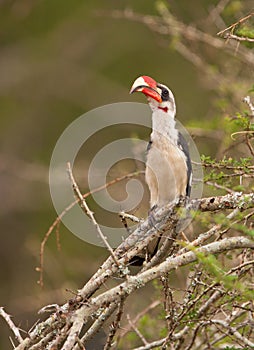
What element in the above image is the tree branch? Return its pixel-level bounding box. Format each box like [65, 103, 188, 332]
[0, 307, 23, 344]
[67, 162, 121, 267]
[5, 191, 254, 349]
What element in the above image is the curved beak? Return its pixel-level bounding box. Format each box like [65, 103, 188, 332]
[130, 75, 162, 103]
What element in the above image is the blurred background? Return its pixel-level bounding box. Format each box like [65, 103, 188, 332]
[0, 0, 253, 348]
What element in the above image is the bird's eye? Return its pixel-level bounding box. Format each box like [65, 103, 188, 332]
[162, 89, 169, 98]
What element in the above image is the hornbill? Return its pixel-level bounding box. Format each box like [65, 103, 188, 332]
[129, 75, 192, 265]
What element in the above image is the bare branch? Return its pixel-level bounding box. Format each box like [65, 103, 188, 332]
[75, 192, 254, 303]
[38, 170, 143, 286]
[0, 307, 23, 344]
[118, 300, 160, 339]
[217, 12, 254, 36]
[223, 32, 254, 43]
[104, 295, 126, 350]
[12, 235, 254, 349]
[101, 8, 254, 66]
[127, 314, 149, 346]
[77, 237, 254, 321]
[211, 319, 254, 347]
[73, 302, 118, 349]
[205, 180, 235, 194]
[11, 189, 254, 349]
[61, 307, 87, 350]
[67, 162, 120, 267]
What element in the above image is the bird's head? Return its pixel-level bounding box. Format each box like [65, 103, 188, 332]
[130, 75, 176, 115]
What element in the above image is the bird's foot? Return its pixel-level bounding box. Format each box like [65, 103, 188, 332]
[177, 195, 190, 207]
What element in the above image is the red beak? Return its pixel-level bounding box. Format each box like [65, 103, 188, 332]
[130, 75, 162, 103]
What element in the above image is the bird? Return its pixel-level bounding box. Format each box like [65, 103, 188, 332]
[129, 75, 192, 265]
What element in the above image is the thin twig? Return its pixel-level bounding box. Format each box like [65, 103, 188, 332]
[118, 300, 160, 339]
[38, 170, 144, 287]
[217, 12, 254, 36]
[223, 32, 254, 43]
[74, 302, 118, 349]
[44, 323, 69, 350]
[104, 294, 126, 350]
[179, 207, 240, 255]
[67, 162, 120, 267]
[231, 130, 254, 140]
[206, 180, 235, 194]
[119, 211, 142, 224]
[13, 234, 254, 350]
[245, 133, 254, 157]
[77, 192, 254, 302]
[161, 274, 174, 331]
[192, 160, 254, 170]
[185, 323, 202, 350]
[211, 319, 254, 347]
[77, 237, 254, 325]
[119, 211, 142, 234]
[13, 189, 254, 350]
[127, 314, 149, 346]
[0, 307, 23, 344]
[102, 8, 254, 65]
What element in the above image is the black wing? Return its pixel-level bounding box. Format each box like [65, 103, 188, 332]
[177, 132, 192, 197]
[146, 140, 153, 153]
